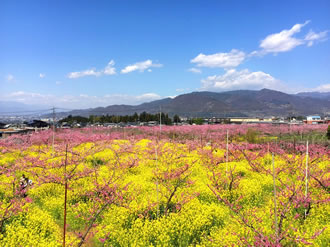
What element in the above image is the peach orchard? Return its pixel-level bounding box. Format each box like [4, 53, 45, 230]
[0, 124, 329, 246]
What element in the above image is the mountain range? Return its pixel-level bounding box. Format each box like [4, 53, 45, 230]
[1, 89, 330, 119]
[53, 89, 330, 118]
[0, 101, 47, 115]
[296, 91, 330, 99]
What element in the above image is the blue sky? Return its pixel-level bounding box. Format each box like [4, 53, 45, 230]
[1, 0, 330, 108]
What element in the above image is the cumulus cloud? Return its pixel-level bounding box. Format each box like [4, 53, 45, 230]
[103, 60, 116, 75]
[39, 73, 46, 78]
[258, 21, 310, 54]
[67, 60, 116, 79]
[1, 91, 163, 109]
[254, 21, 328, 55]
[191, 49, 245, 68]
[121, 60, 162, 74]
[313, 83, 330, 92]
[6, 74, 14, 81]
[188, 68, 202, 73]
[305, 30, 329, 47]
[200, 69, 282, 91]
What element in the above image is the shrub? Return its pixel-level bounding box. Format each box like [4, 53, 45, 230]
[245, 128, 259, 143]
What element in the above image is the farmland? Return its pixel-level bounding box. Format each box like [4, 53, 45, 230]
[0, 124, 329, 246]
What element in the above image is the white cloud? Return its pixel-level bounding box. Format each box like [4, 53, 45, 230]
[167, 95, 177, 99]
[135, 93, 162, 101]
[68, 69, 102, 79]
[305, 30, 329, 47]
[1, 91, 163, 109]
[39, 73, 46, 78]
[188, 68, 202, 73]
[259, 21, 310, 54]
[8, 91, 48, 102]
[249, 21, 329, 56]
[103, 60, 116, 75]
[67, 60, 116, 79]
[201, 69, 282, 91]
[6, 74, 14, 81]
[121, 60, 162, 74]
[191, 49, 245, 68]
[313, 84, 330, 92]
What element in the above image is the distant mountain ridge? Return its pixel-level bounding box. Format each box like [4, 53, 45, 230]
[296, 92, 330, 99]
[56, 89, 330, 118]
[0, 101, 47, 115]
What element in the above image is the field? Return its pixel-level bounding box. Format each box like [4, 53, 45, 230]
[0, 124, 329, 246]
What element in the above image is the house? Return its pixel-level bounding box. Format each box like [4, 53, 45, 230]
[229, 118, 261, 124]
[304, 115, 323, 124]
[0, 129, 30, 139]
[26, 120, 49, 128]
[324, 117, 330, 124]
[147, 121, 158, 126]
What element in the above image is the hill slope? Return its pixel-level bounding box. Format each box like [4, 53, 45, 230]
[56, 89, 330, 118]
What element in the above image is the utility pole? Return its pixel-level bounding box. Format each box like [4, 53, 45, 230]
[155, 145, 159, 218]
[305, 140, 309, 218]
[226, 129, 229, 174]
[272, 153, 278, 241]
[63, 144, 68, 247]
[52, 107, 55, 152]
[159, 106, 162, 133]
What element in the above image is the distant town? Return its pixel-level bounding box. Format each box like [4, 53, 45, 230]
[1, 113, 329, 139]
